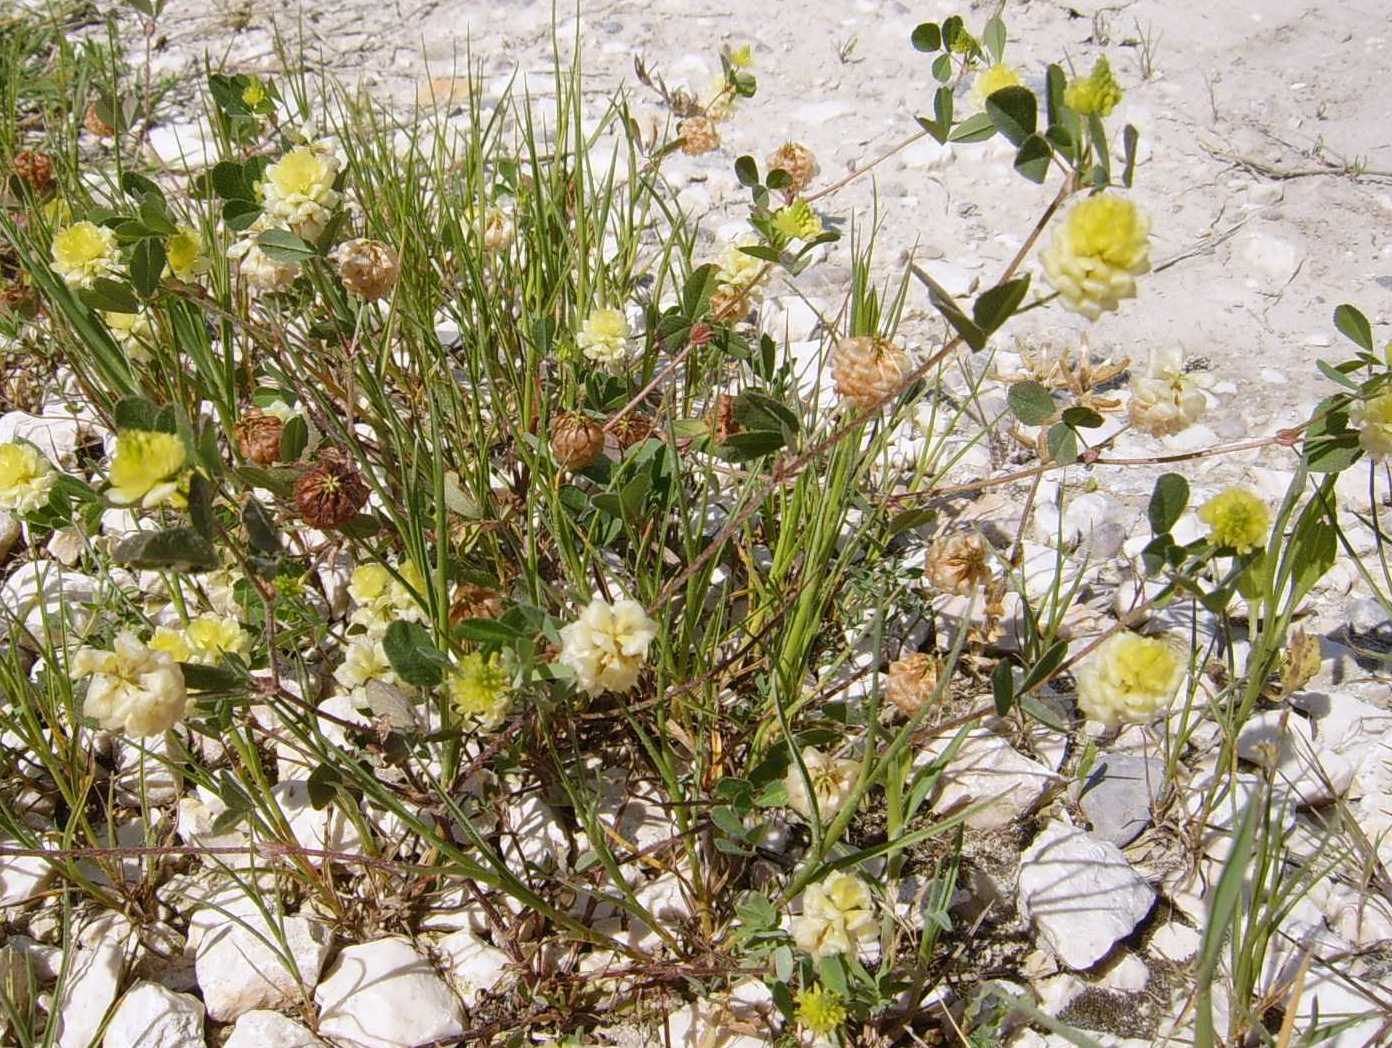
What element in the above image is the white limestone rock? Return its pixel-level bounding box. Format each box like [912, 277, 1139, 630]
[225, 1009, 329, 1048]
[315, 937, 464, 1048]
[102, 981, 204, 1048]
[191, 892, 332, 1021]
[920, 728, 1059, 830]
[1018, 821, 1156, 970]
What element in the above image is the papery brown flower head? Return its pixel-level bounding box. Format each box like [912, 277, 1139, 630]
[831, 336, 910, 411]
[885, 653, 941, 718]
[766, 142, 819, 196]
[12, 151, 55, 194]
[678, 116, 720, 156]
[925, 531, 992, 595]
[294, 450, 369, 528]
[84, 102, 116, 138]
[333, 238, 400, 301]
[550, 412, 604, 471]
[235, 410, 284, 466]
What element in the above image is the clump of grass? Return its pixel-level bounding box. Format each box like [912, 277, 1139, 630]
[0, 5, 1387, 1046]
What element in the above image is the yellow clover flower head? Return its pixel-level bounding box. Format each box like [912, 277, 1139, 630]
[771, 200, 823, 242]
[795, 984, 847, 1037]
[108, 429, 188, 509]
[165, 226, 207, 281]
[1075, 631, 1185, 727]
[1197, 487, 1270, 555]
[51, 220, 120, 289]
[149, 626, 192, 663]
[726, 43, 754, 69]
[185, 614, 250, 663]
[971, 62, 1023, 108]
[448, 652, 511, 731]
[103, 310, 155, 362]
[241, 75, 268, 108]
[1040, 192, 1151, 320]
[1352, 390, 1392, 460]
[576, 306, 631, 367]
[1065, 56, 1123, 117]
[0, 441, 57, 515]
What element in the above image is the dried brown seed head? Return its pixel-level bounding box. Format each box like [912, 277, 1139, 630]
[84, 102, 116, 138]
[885, 653, 941, 718]
[831, 336, 910, 411]
[550, 412, 604, 471]
[234, 411, 284, 466]
[765, 142, 819, 196]
[925, 531, 993, 595]
[677, 116, 720, 156]
[610, 413, 653, 450]
[294, 452, 369, 528]
[450, 582, 506, 624]
[333, 238, 400, 301]
[12, 151, 55, 194]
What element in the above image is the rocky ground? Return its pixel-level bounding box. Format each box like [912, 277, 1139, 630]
[4, 0, 1392, 1046]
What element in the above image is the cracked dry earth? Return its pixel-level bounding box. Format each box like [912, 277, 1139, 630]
[7, 0, 1392, 1046]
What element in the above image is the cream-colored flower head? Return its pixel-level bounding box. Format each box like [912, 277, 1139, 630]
[165, 226, 208, 281]
[1075, 631, 1185, 727]
[0, 442, 57, 514]
[348, 560, 427, 634]
[970, 62, 1023, 109]
[448, 652, 511, 731]
[108, 430, 188, 509]
[1040, 193, 1151, 320]
[577, 306, 631, 367]
[791, 872, 877, 958]
[1352, 390, 1392, 460]
[784, 747, 859, 822]
[1128, 347, 1205, 437]
[73, 630, 188, 737]
[104, 310, 155, 362]
[334, 634, 396, 692]
[558, 595, 657, 696]
[51, 221, 120, 289]
[1197, 487, 1269, 555]
[227, 227, 301, 294]
[715, 234, 762, 295]
[1065, 57, 1123, 117]
[257, 141, 342, 240]
[480, 206, 514, 254]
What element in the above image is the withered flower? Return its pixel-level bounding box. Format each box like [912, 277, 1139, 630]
[550, 412, 604, 471]
[294, 450, 369, 528]
[925, 531, 993, 595]
[235, 410, 284, 466]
